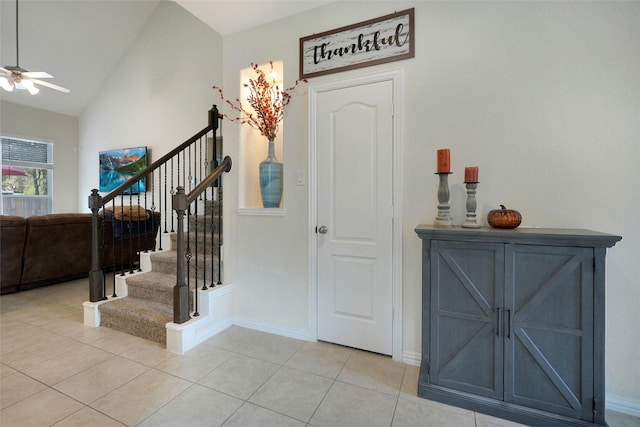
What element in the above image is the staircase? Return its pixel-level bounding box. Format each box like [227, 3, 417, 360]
[98, 199, 222, 345]
[85, 106, 232, 352]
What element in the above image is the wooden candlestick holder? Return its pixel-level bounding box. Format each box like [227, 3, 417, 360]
[434, 172, 453, 227]
[462, 182, 480, 228]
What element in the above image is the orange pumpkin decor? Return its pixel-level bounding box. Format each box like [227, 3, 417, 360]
[487, 205, 522, 229]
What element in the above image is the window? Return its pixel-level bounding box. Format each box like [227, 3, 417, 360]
[1, 136, 53, 216]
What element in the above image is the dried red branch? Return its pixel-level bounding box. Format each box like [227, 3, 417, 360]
[213, 61, 307, 141]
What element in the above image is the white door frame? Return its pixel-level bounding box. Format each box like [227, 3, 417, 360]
[308, 69, 404, 361]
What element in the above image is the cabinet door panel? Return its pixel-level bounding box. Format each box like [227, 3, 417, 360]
[505, 245, 593, 420]
[430, 241, 504, 399]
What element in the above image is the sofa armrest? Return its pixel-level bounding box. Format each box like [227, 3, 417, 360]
[0, 215, 27, 294]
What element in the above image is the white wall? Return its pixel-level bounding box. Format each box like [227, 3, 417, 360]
[222, 1, 640, 408]
[0, 101, 79, 213]
[77, 0, 223, 209]
[221, 14, 312, 337]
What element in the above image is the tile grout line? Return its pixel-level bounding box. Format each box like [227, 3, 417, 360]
[388, 365, 409, 427]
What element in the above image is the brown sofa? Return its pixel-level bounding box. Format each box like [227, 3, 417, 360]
[20, 213, 94, 291]
[0, 210, 160, 294]
[0, 215, 27, 294]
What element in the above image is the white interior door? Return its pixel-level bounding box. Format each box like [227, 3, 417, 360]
[316, 79, 394, 355]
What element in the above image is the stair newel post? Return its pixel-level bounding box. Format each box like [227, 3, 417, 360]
[89, 189, 106, 302]
[208, 104, 219, 131]
[172, 186, 191, 324]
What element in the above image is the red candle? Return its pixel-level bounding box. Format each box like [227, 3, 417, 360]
[464, 166, 479, 183]
[437, 149, 450, 173]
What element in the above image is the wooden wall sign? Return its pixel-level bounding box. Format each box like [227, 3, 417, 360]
[299, 8, 414, 79]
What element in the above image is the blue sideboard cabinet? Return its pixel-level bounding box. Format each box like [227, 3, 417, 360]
[415, 226, 621, 427]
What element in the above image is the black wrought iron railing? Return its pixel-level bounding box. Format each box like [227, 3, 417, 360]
[88, 105, 232, 324]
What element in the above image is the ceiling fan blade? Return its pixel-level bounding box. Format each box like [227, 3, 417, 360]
[22, 71, 53, 79]
[32, 79, 70, 93]
[0, 67, 11, 76]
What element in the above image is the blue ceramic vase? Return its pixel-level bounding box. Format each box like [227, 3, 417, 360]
[259, 140, 283, 208]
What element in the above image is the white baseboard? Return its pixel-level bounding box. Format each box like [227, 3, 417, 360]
[402, 351, 421, 366]
[606, 394, 640, 417]
[233, 318, 309, 342]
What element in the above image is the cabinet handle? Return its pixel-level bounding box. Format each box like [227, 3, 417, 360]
[496, 308, 501, 337]
[507, 309, 512, 339]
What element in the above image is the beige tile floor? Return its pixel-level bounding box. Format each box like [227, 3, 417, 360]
[1, 277, 638, 427]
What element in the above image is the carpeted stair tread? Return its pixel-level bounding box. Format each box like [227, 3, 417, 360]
[99, 297, 172, 344]
[149, 250, 177, 261]
[125, 271, 175, 305]
[150, 250, 221, 281]
[150, 249, 214, 263]
[191, 200, 222, 217]
[169, 232, 222, 254]
[125, 271, 175, 289]
[187, 210, 222, 223]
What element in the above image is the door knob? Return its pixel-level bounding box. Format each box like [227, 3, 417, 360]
[318, 225, 328, 234]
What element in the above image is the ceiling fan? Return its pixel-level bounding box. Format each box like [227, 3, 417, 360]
[0, 0, 70, 95]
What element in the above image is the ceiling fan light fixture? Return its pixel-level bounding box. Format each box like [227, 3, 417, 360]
[20, 77, 34, 89]
[0, 0, 70, 95]
[0, 76, 14, 92]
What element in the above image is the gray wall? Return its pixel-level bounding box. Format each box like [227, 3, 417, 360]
[1, 101, 79, 213]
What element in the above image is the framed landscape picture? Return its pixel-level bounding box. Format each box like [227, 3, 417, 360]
[99, 146, 147, 193]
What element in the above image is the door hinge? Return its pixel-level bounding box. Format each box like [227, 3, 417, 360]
[593, 398, 597, 415]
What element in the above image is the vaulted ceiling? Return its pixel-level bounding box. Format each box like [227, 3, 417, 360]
[0, 0, 333, 116]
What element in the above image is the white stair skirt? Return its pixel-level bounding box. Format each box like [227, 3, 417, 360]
[166, 283, 234, 354]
